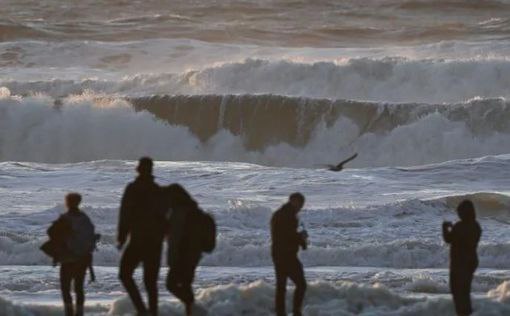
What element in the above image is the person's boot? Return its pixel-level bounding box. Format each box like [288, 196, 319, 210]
[64, 303, 74, 316]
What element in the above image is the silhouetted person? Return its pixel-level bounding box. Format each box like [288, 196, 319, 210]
[443, 200, 482, 316]
[327, 153, 358, 171]
[49, 193, 96, 316]
[118, 157, 166, 316]
[164, 184, 207, 316]
[271, 193, 308, 316]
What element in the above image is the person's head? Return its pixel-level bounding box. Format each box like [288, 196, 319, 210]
[457, 199, 476, 222]
[289, 192, 305, 212]
[65, 193, 82, 210]
[136, 157, 153, 176]
[165, 183, 197, 208]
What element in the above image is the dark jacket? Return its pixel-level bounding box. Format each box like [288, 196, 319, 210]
[167, 203, 203, 267]
[271, 203, 304, 260]
[118, 175, 165, 248]
[443, 220, 482, 269]
[43, 209, 94, 263]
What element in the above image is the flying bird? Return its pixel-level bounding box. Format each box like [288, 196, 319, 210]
[327, 153, 358, 172]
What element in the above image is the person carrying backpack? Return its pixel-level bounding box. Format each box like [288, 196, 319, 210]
[163, 184, 216, 316]
[44, 193, 96, 316]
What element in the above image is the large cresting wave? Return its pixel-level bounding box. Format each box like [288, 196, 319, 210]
[4, 57, 510, 103]
[1, 88, 510, 167]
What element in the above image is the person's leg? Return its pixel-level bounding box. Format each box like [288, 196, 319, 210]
[457, 267, 475, 315]
[288, 258, 307, 316]
[74, 257, 89, 316]
[60, 263, 74, 316]
[167, 263, 188, 302]
[274, 260, 288, 316]
[181, 260, 199, 316]
[119, 245, 147, 313]
[143, 246, 162, 316]
[167, 257, 198, 315]
[450, 268, 464, 315]
[465, 268, 476, 315]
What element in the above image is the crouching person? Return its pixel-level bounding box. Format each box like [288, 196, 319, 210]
[47, 193, 96, 316]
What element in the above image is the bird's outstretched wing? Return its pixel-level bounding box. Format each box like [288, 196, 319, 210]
[336, 153, 358, 168]
[327, 153, 358, 172]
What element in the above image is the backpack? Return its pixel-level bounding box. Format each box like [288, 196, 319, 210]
[198, 210, 216, 253]
[62, 212, 96, 259]
[41, 216, 72, 264]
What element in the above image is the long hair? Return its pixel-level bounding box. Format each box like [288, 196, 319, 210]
[165, 183, 197, 208]
[457, 199, 476, 222]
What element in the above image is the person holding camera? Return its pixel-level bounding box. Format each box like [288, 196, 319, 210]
[443, 200, 482, 316]
[270, 193, 308, 316]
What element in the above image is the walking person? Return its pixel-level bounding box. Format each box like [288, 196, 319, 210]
[271, 193, 308, 316]
[117, 157, 166, 316]
[164, 184, 215, 316]
[443, 200, 482, 316]
[44, 193, 96, 316]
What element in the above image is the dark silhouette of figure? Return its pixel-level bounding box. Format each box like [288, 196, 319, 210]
[271, 193, 308, 316]
[443, 200, 482, 316]
[118, 157, 166, 316]
[163, 184, 206, 316]
[327, 153, 358, 171]
[50, 193, 96, 316]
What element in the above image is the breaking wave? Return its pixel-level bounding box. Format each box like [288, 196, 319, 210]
[4, 58, 510, 103]
[1, 88, 510, 167]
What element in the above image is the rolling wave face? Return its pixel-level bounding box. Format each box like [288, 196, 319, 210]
[1, 88, 510, 167]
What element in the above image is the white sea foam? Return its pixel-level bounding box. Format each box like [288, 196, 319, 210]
[3, 280, 510, 315]
[4, 57, 510, 103]
[1, 90, 510, 167]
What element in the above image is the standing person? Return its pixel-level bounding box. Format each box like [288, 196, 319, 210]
[271, 193, 308, 316]
[164, 184, 212, 316]
[117, 157, 166, 316]
[443, 200, 482, 316]
[51, 193, 96, 316]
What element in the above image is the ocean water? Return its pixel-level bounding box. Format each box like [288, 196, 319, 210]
[2, 1, 510, 315]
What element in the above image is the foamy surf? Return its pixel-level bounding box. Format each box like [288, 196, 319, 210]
[2, 1, 510, 314]
[1, 90, 510, 167]
[2, 278, 510, 315]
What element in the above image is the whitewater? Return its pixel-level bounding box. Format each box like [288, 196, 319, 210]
[2, 0, 510, 315]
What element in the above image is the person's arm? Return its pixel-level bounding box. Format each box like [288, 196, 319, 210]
[284, 215, 302, 250]
[442, 221, 453, 243]
[88, 254, 96, 283]
[477, 222, 482, 243]
[117, 185, 133, 248]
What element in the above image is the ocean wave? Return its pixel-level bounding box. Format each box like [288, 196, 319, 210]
[3, 0, 510, 47]
[441, 192, 510, 221]
[397, 0, 510, 11]
[1, 89, 510, 167]
[2, 196, 510, 268]
[5, 58, 510, 103]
